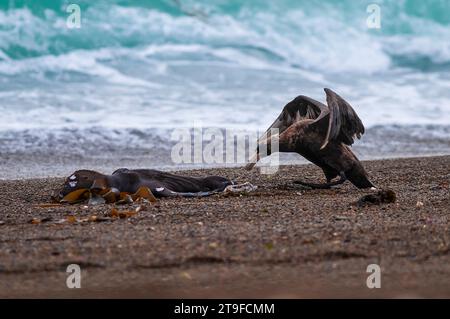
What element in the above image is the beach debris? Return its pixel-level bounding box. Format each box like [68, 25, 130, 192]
[86, 215, 112, 223]
[102, 188, 120, 203]
[430, 181, 449, 190]
[35, 203, 63, 208]
[135, 205, 144, 213]
[116, 193, 134, 205]
[110, 208, 120, 218]
[209, 242, 218, 249]
[180, 271, 192, 280]
[333, 215, 350, 221]
[66, 216, 77, 223]
[30, 219, 40, 224]
[31, 206, 142, 226]
[55, 186, 158, 206]
[357, 189, 396, 206]
[53, 209, 139, 225]
[28, 217, 53, 224]
[224, 182, 258, 195]
[416, 201, 424, 208]
[132, 186, 158, 202]
[109, 207, 138, 219]
[60, 188, 90, 204]
[88, 194, 106, 206]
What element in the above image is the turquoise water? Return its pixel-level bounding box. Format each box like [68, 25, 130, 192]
[0, 0, 449, 166]
[2, 0, 450, 63]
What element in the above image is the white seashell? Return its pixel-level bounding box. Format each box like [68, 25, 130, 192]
[156, 187, 164, 192]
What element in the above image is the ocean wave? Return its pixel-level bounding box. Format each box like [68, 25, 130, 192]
[0, 0, 449, 141]
[1, 1, 450, 73]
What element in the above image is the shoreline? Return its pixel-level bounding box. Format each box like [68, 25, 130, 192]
[1, 152, 450, 181]
[1, 124, 450, 180]
[0, 155, 449, 298]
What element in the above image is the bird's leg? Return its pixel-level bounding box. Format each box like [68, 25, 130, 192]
[293, 172, 347, 189]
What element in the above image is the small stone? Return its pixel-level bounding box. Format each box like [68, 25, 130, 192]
[67, 216, 77, 223]
[180, 272, 192, 280]
[334, 215, 349, 221]
[416, 201, 424, 208]
[89, 196, 106, 206]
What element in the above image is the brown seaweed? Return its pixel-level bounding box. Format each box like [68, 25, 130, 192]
[56, 186, 157, 206]
[60, 188, 90, 204]
[131, 186, 157, 202]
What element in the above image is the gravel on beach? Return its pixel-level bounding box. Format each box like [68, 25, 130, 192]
[0, 156, 449, 298]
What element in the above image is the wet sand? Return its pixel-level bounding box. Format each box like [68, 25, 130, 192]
[0, 156, 449, 298]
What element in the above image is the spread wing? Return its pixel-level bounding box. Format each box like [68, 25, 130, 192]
[315, 88, 365, 149]
[245, 95, 328, 170]
[260, 95, 328, 140]
[245, 89, 365, 170]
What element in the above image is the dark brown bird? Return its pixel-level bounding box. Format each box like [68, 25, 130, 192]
[245, 88, 374, 189]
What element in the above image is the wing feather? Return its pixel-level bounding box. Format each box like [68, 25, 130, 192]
[245, 95, 328, 170]
[262, 95, 328, 139]
[319, 88, 365, 149]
